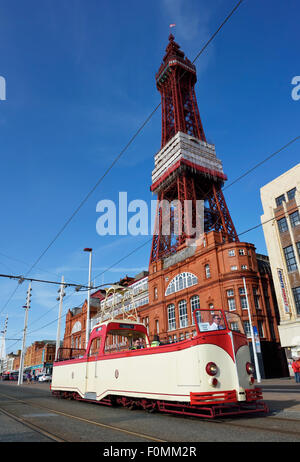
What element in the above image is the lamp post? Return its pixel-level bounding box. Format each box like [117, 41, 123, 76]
[84, 248, 93, 348]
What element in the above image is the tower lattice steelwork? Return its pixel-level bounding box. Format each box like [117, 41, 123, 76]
[150, 35, 238, 263]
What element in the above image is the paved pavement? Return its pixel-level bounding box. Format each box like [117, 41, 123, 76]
[260, 377, 300, 419]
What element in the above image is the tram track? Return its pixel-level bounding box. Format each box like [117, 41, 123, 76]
[0, 391, 167, 442]
[211, 416, 300, 438]
[0, 405, 67, 442]
[1, 388, 300, 441]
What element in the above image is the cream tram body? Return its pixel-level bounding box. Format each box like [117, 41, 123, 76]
[51, 310, 264, 414]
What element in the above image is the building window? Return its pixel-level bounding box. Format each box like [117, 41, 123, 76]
[228, 297, 236, 311]
[289, 210, 300, 228]
[209, 303, 214, 311]
[292, 287, 300, 316]
[283, 245, 298, 272]
[241, 265, 248, 270]
[297, 242, 300, 258]
[167, 304, 176, 330]
[155, 319, 159, 334]
[269, 321, 276, 341]
[165, 272, 198, 296]
[239, 249, 245, 255]
[258, 320, 264, 338]
[190, 295, 201, 325]
[275, 194, 286, 207]
[277, 217, 288, 233]
[231, 265, 238, 271]
[243, 321, 251, 338]
[154, 287, 158, 300]
[253, 287, 261, 310]
[227, 289, 234, 297]
[178, 300, 188, 328]
[228, 250, 235, 256]
[205, 264, 211, 278]
[145, 317, 149, 334]
[239, 288, 248, 309]
[287, 187, 296, 201]
[230, 322, 239, 331]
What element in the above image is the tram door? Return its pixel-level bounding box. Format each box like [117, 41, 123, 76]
[85, 336, 101, 400]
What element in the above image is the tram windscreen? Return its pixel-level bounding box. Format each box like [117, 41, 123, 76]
[194, 310, 245, 334]
[225, 312, 245, 334]
[194, 310, 226, 332]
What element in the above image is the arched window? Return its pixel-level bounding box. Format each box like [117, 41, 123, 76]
[190, 295, 201, 325]
[71, 321, 82, 334]
[165, 272, 198, 296]
[167, 304, 176, 331]
[178, 300, 188, 328]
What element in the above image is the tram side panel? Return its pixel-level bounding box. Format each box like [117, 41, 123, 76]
[87, 343, 242, 403]
[52, 341, 254, 404]
[52, 360, 87, 397]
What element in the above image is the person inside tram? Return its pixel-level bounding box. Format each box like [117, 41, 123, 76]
[132, 338, 145, 349]
[209, 314, 225, 331]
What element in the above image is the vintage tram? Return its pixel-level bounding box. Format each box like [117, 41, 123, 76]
[51, 306, 268, 418]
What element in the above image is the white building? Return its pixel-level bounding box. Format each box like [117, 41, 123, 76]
[260, 163, 300, 372]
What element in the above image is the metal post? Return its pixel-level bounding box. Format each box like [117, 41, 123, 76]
[84, 248, 93, 348]
[0, 315, 8, 374]
[55, 276, 65, 361]
[18, 282, 31, 385]
[0, 315, 8, 360]
[243, 277, 261, 383]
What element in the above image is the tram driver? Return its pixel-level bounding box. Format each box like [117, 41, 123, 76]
[209, 314, 225, 331]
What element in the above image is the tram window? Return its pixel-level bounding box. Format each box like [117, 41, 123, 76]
[104, 329, 148, 353]
[88, 337, 101, 357]
[225, 312, 245, 334]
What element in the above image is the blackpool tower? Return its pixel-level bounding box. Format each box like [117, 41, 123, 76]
[150, 34, 238, 263]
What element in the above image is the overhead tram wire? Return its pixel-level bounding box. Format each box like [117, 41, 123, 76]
[223, 135, 300, 192]
[0, 0, 246, 318]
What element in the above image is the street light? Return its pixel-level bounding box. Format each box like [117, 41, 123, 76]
[84, 248, 93, 348]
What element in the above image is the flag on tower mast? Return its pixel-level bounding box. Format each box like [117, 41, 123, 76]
[169, 23, 176, 28]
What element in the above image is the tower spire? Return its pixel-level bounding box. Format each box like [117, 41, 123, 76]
[156, 35, 206, 148]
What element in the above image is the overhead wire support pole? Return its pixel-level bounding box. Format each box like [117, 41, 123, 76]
[18, 282, 32, 386]
[84, 248, 93, 348]
[243, 277, 261, 383]
[55, 276, 65, 361]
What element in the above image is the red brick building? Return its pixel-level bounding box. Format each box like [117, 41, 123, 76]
[23, 340, 56, 375]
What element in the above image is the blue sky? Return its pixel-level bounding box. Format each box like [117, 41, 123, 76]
[0, 0, 299, 352]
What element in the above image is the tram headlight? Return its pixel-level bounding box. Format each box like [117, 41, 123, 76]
[246, 362, 255, 375]
[206, 362, 218, 376]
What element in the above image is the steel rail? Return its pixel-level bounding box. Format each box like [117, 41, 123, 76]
[0, 405, 67, 442]
[0, 390, 166, 442]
